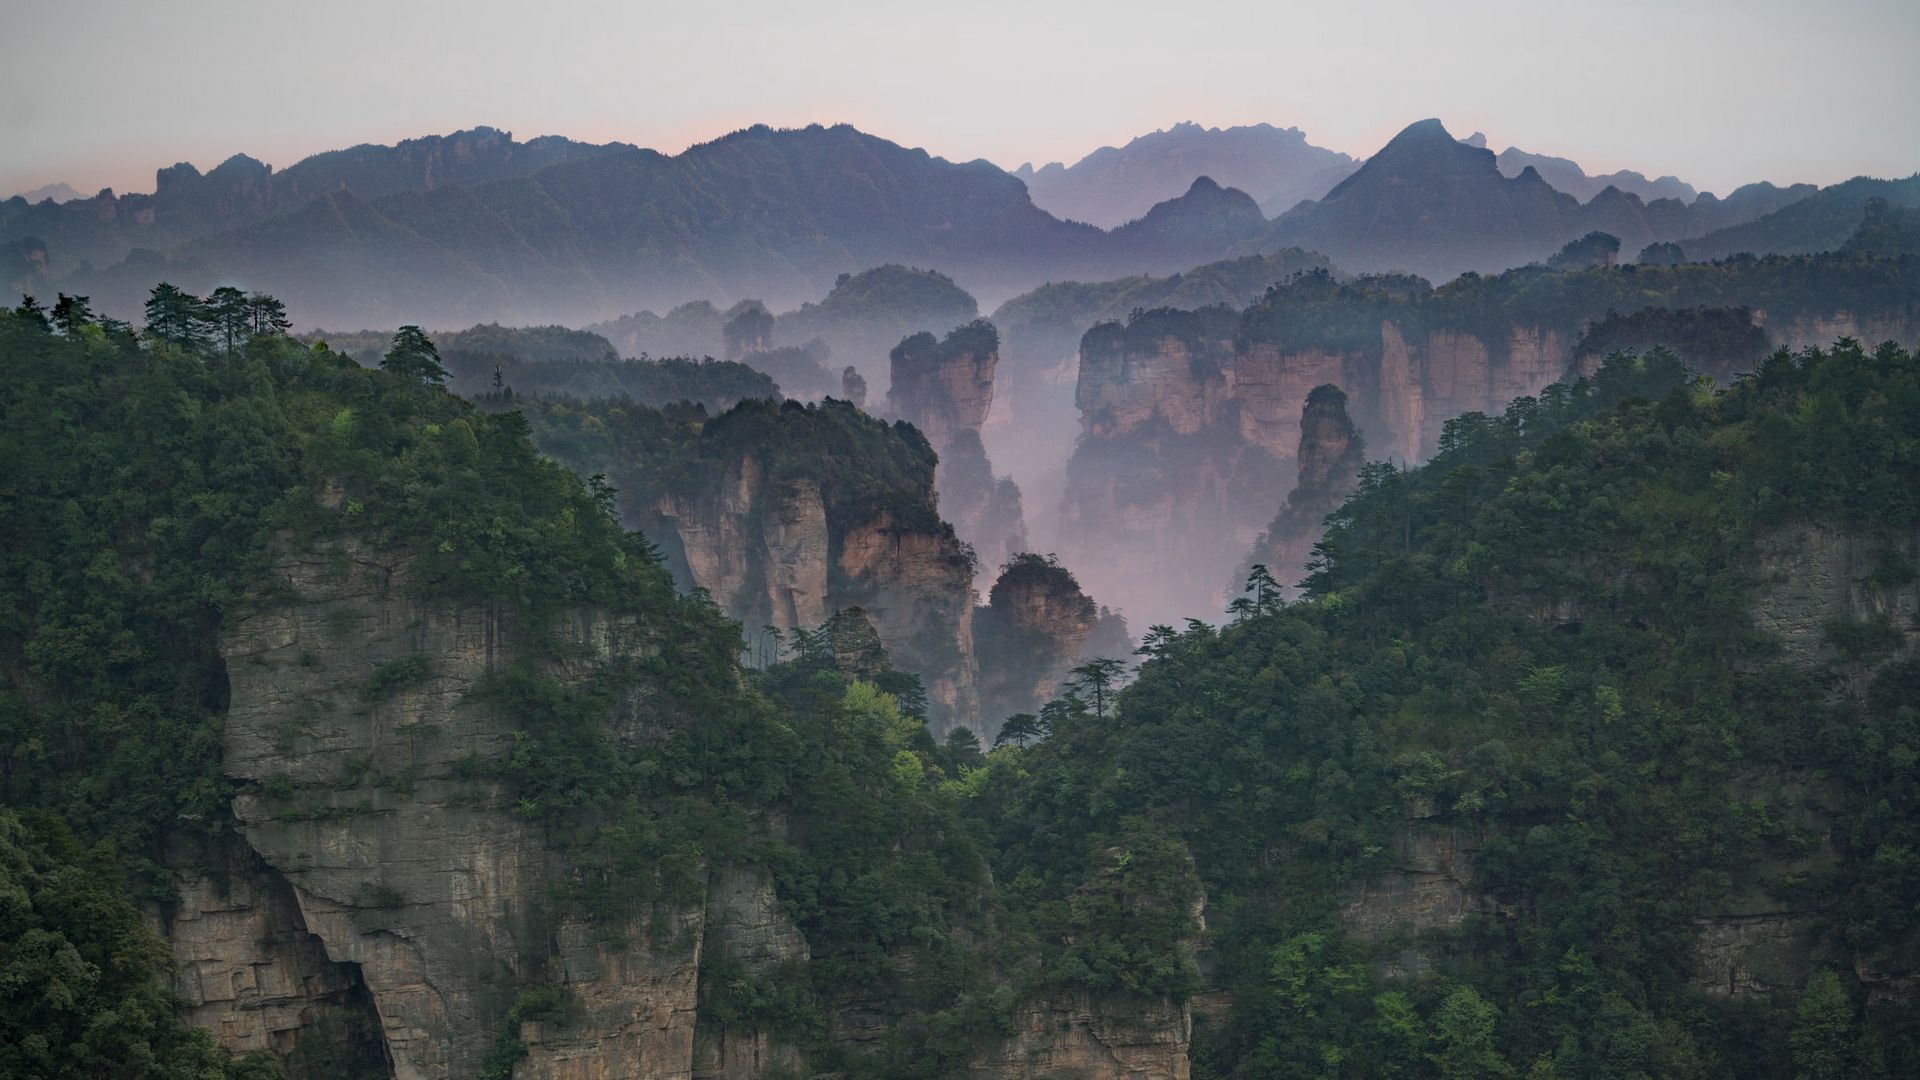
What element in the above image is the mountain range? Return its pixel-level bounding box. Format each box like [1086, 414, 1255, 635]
[1013, 122, 1359, 225]
[4, 119, 1913, 329]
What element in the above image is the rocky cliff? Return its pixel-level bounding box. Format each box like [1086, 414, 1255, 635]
[1062, 262, 1920, 624]
[887, 320, 1032, 573]
[641, 454, 983, 735]
[217, 536, 711, 1080]
[1057, 307, 1282, 626]
[974, 554, 1099, 738]
[182, 532, 1190, 1077]
[1241, 384, 1367, 594]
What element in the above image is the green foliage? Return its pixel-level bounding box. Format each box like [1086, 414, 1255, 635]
[1547, 231, 1621, 271]
[517, 394, 947, 536]
[0, 810, 268, 1078]
[978, 341, 1920, 1077]
[381, 324, 449, 384]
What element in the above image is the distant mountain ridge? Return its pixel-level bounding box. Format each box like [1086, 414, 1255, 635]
[0, 126, 623, 275]
[1258, 118, 1836, 280]
[1494, 145, 1697, 204]
[7, 181, 83, 204]
[6, 118, 1906, 330]
[1013, 121, 1358, 225]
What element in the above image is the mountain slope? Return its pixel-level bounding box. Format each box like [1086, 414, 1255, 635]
[1495, 144, 1697, 203]
[0, 127, 622, 274]
[1013, 121, 1357, 226]
[1265, 118, 1584, 278]
[1680, 174, 1920, 260]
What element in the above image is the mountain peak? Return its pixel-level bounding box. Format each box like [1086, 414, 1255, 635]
[1384, 118, 1458, 149]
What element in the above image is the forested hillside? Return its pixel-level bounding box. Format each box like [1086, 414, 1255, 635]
[975, 340, 1920, 1077]
[3, 279, 1916, 1077]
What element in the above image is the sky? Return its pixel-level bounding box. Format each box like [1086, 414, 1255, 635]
[5, 0, 1918, 200]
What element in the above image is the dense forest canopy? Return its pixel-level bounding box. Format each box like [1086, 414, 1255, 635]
[3, 267, 1918, 1079]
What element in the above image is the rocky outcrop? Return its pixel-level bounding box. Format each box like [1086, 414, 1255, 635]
[837, 514, 983, 735]
[160, 833, 385, 1071]
[1752, 522, 1920, 673]
[964, 995, 1191, 1080]
[1243, 384, 1367, 593]
[640, 448, 983, 734]
[889, 321, 1031, 566]
[220, 536, 703, 1080]
[692, 868, 809, 1080]
[655, 455, 831, 633]
[888, 321, 999, 452]
[1074, 315, 1233, 441]
[1058, 308, 1278, 627]
[974, 555, 1099, 738]
[203, 534, 1192, 1077]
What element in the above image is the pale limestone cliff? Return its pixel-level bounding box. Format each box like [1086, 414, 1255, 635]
[220, 536, 701, 1080]
[653, 456, 830, 633]
[1231, 343, 1346, 460]
[974, 557, 1099, 737]
[637, 449, 983, 734]
[838, 514, 983, 735]
[889, 324, 998, 453]
[160, 834, 381, 1067]
[1243, 384, 1367, 593]
[1075, 331, 1230, 441]
[888, 323, 1029, 570]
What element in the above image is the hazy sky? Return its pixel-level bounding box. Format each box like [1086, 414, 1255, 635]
[6, 0, 1917, 199]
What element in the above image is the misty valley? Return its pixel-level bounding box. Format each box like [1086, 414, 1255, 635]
[4, 50, 1920, 1080]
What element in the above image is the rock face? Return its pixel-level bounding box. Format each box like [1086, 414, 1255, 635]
[974, 555, 1099, 738]
[1243, 384, 1367, 593]
[1752, 522, 1920, 673]
[1058, 308, 1280, 627]
[888, 321, 998, 453]
[888, 320, 1032, 567]
[1334, 826, 1516, 982]
[219, 536, 704, 1080]
[641, 457, 983, 735]
[836, 515, 984, 735]
[1062, 281, 1911, 623]
[160, 833, 385, 1071]
[964, 995, 1192, 1080]
[187, 535, 1187, 1077]
[655, 455, 831, 633]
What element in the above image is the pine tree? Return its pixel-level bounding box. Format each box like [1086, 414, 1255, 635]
[143, 282, 210, 349]
[207, 286, 249, 358]
[244, 292, 291, 337]
[1791, 971, 1873, 1080]
[380, 325, 449, 384]
[12, 295, 51, 331]
[50, 293, 93, 335]
[1067, 657, 1127, 721]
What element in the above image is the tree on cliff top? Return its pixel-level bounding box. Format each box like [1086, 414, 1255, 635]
[382, 324, 449, 384]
